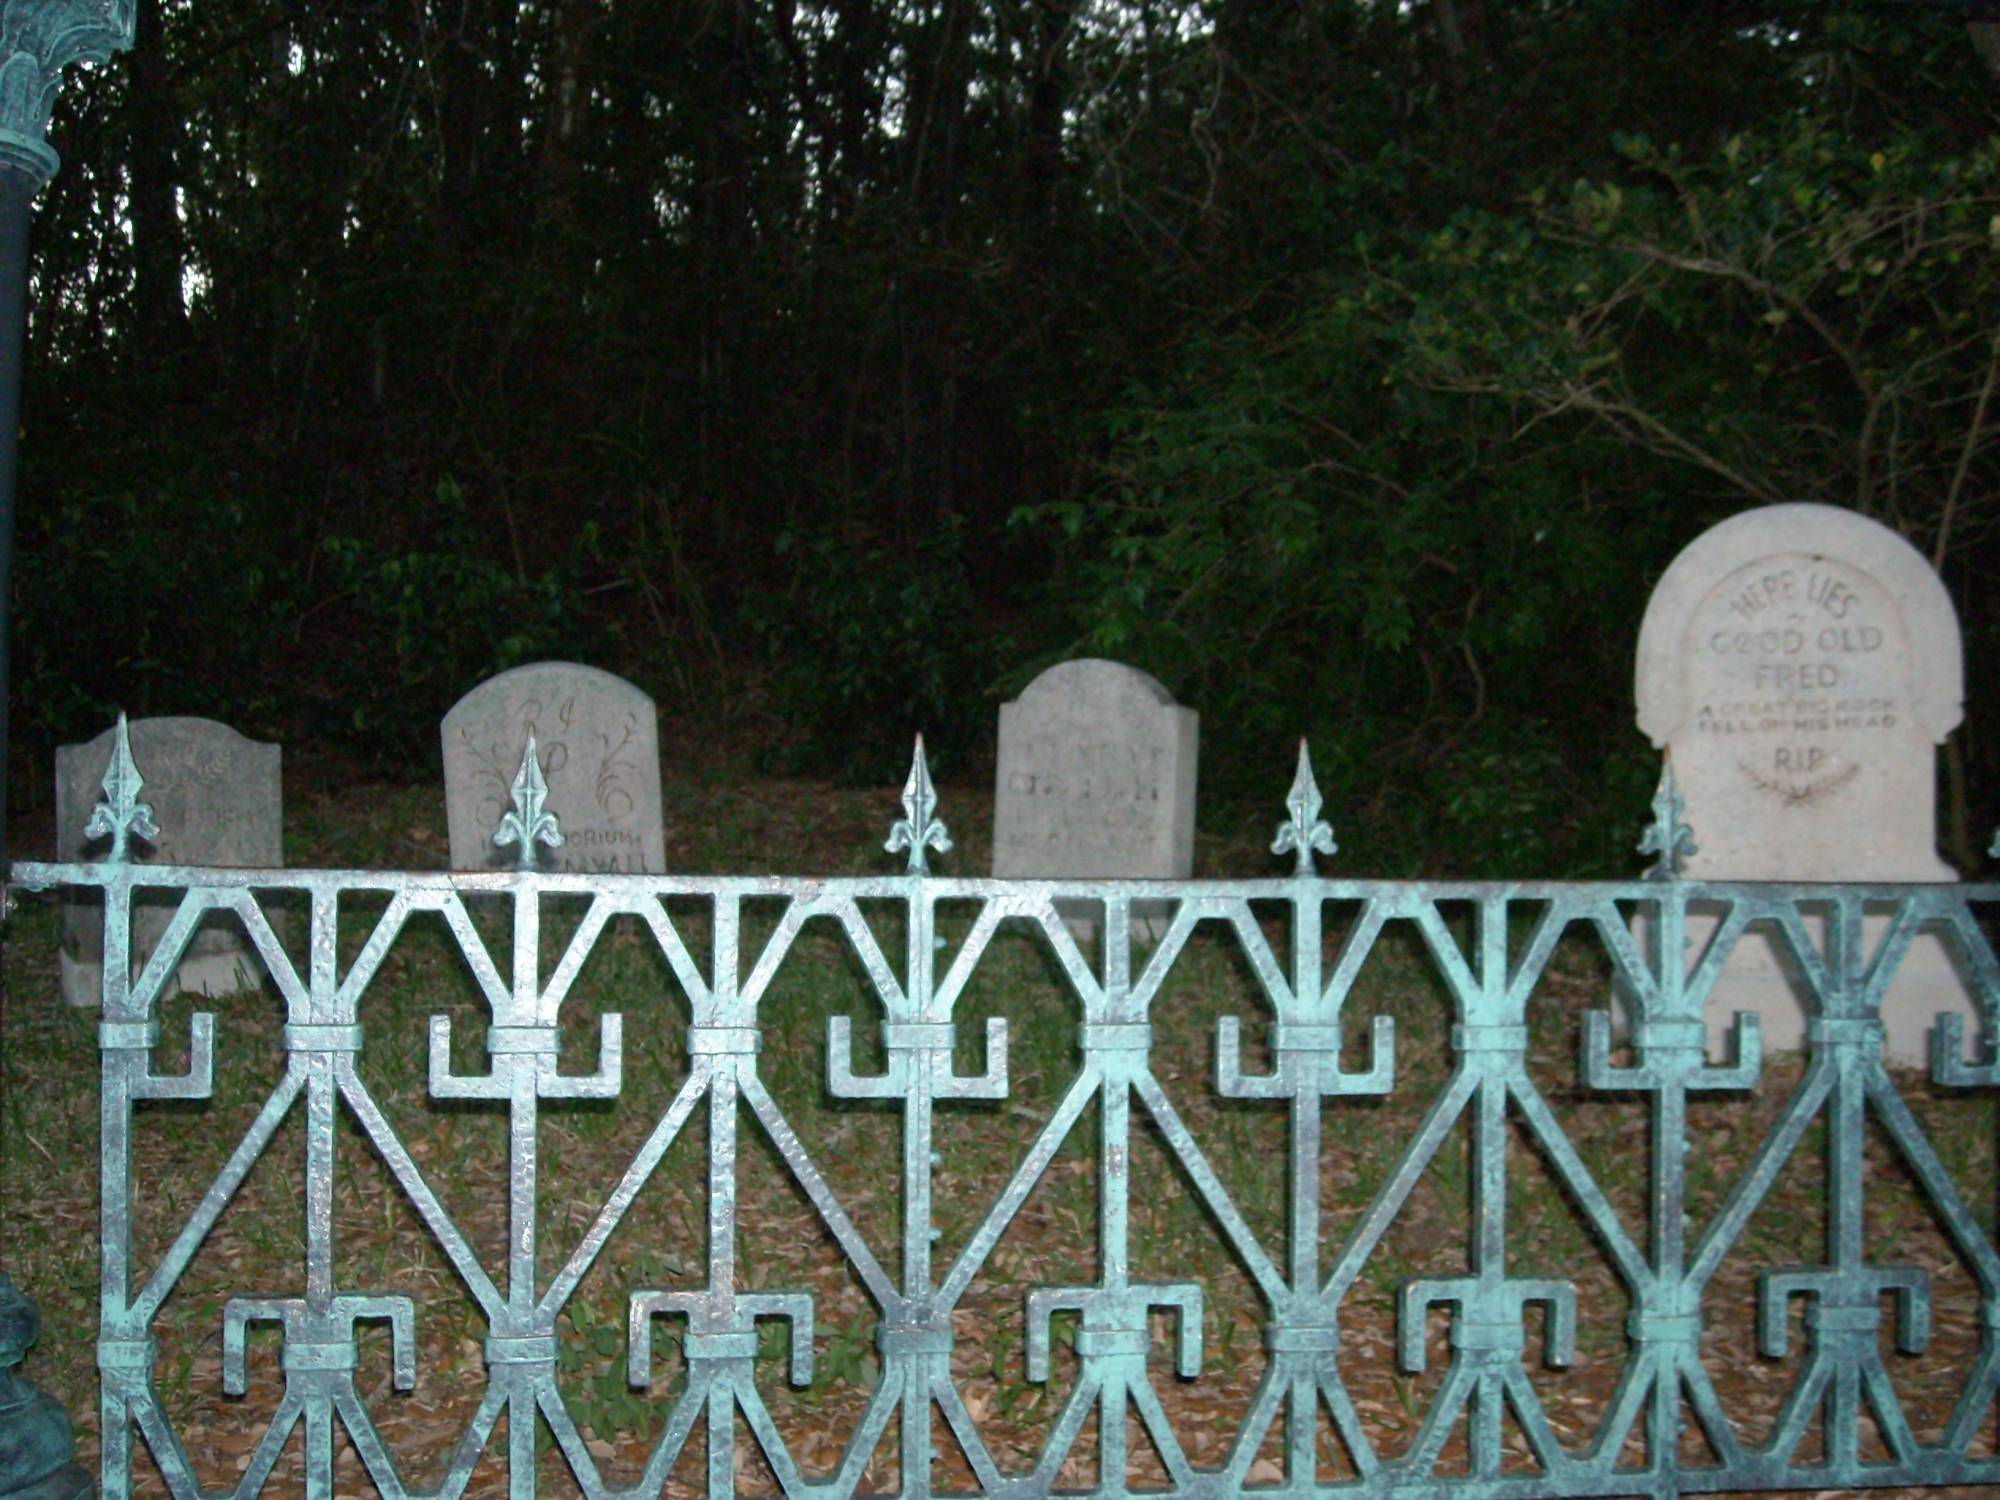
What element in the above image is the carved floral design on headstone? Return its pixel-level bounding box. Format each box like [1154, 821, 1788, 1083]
[441, 662, 665, 875]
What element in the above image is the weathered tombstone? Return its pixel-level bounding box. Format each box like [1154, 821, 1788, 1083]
[442, 662, 665, 874]
[993, 659, 1198, 934]
[55, 717, 283, 1008]
[1634, 501, 1970, 1063]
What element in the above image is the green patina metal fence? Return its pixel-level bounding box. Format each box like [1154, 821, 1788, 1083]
[13, 716, 2000, 1499]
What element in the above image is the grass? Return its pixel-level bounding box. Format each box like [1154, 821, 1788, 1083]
[2, 759, 1998, 1497]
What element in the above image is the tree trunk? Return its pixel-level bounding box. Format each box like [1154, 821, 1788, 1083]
[532, 0, 594, 245]
[893, 0, 973, 529]
[1025, 0, 1077, 232]
[1970, 22, 2000, 83]
[127, 0, 188, 355]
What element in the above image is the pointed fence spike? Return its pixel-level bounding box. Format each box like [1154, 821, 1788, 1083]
[83, 711, 159, 864]
[1637, 758, 1697, 881]
[491, 732, 564, 871]
[884, 734, 952, 875]
[1271, 737, 1336, 876]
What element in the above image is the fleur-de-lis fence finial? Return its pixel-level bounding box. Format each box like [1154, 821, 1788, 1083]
[83, 712, 158, 864]
[1271, 738, 1337, 876]
[885, 735, 951, 875]
[1638, 758, 1697, 880]
[492, 734, 564, 870]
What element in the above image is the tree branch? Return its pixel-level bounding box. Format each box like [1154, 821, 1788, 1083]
[1541, 382, 1786, 504]
[1609, 240, 1871, 398]
[1934, 324, 2000, 571]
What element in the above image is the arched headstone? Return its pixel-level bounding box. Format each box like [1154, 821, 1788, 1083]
[442, 662, 665, 874]
[54, 717, 283, 1007]
[1634, 502, 1971, 1061]
[993, 660, 1198, 936]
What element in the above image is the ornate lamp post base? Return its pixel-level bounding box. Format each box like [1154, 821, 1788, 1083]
[0, 1277, 89, 1499]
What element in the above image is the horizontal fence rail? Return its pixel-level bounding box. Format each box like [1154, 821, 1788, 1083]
[12, 725, 2000, 1499]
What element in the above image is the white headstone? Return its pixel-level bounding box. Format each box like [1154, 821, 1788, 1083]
[993, 660, 1198, 928]
[442, 662, 665, 874]
[1634, 501, 1969, 1062]
[55, 717, 284, 1008]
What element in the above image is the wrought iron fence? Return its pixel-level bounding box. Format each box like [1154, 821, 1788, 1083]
[13, 717, 2000, 1499]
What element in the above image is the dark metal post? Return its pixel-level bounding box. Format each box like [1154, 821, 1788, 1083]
[0, 0, 140, 886]
[0, 141, 63, 1500]
[0, 162, 34, 880]
[0, 8, 138, 1499]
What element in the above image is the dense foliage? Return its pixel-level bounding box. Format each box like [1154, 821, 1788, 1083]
[17, 2, 2000, 869]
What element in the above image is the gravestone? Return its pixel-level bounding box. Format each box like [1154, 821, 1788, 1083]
[993, 659, 1198, 934]
[442, 662, 665, 874]
[55, 717, 283, 1008]
[1634, 501, 1970, 1063]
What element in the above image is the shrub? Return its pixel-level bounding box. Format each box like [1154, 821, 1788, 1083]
[748, 516, 996, 781]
